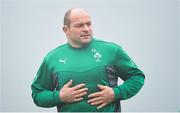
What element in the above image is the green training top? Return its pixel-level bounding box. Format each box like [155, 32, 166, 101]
[31, 38, 145, 112]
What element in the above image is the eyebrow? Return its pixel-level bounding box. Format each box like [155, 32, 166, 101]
[72, 21, 92, 25]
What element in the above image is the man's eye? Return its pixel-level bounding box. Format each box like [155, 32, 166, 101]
[86, 22, 91, 26]
[75, 24, 84, 28]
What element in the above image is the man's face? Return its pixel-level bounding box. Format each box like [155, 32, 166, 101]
[63, 10, 93, 48]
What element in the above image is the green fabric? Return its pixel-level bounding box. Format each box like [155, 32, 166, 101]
[31, 38, 145, 112]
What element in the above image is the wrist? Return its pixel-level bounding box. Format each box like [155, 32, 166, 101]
[113, 87, 122, 101]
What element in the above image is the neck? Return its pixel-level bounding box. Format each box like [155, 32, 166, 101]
[68, 38, 93, 48]
[68, 41, 85, 48]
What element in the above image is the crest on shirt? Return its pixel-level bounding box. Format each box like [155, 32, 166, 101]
[91, 48, 102, 62]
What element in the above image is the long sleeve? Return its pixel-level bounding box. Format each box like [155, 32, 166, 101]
[31, 58, 62, 107]
[113, 45, 145, 101]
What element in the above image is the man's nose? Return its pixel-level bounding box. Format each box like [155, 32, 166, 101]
[82, 25, 90, 31]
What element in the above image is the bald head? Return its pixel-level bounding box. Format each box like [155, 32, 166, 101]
[63, 8, 90, 27]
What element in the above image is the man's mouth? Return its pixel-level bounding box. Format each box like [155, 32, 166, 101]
[81, 34, 90, 37]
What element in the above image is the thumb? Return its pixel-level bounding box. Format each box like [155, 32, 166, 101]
[98, 84, 106, 90]
[64, 80, 73, 87]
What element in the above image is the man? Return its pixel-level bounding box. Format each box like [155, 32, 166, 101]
[31, 8, 145, 112]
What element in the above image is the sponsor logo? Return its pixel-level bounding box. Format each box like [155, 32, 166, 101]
[59, 58, 68, 64]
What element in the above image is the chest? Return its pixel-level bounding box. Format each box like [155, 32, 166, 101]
[50, 47, 116, 92]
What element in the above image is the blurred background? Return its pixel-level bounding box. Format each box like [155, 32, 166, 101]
[0, 0, 179, 112]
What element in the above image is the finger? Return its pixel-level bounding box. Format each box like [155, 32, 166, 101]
[98, 84, 106, 90]
[97, 103, 107, 109]
[64, 80, 73, 87]
[73, 97, 83, 102]
[90, 100, 103, 106]
[74, 92, 87, 98]
[73, 88, 88, 95]
[87, 97, 102, 103]
[88, 92, 102, 98]
[73, 83, 86, 90]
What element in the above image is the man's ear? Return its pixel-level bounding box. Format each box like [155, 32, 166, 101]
[63, 25, 68, 33]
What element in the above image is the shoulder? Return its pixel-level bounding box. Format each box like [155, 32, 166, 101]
[44, 43, 68, 61]
[93, 38, 122, 50]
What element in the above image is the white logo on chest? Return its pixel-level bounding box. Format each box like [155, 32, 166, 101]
[59, 58, 68, 64]
[91, 48, 102, 62]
